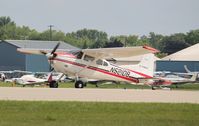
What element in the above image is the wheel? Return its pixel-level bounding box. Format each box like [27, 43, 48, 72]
[49, 81, 58, 88]
[75, 81, 84, 88]
[152, 86, 155, 90]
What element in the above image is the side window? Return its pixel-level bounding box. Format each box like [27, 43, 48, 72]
[96, 59, 109, 66]
[103, 61, 108, 66]
[96, 59, 103, 65]
[83, 55, 95, 62]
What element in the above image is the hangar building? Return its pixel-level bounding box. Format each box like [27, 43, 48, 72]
[0, 40, 78, 72]
[156, 43, 199, 72]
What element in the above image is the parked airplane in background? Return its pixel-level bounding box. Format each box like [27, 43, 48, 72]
[18, 43, 159, 88]
[13, 73, 53, 87]
[145, 72, 198, 90]
[0, 73, 6, 81]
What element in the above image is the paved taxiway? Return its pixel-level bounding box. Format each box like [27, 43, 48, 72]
[0, 87, 199, 103]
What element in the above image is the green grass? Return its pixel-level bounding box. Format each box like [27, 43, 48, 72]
[0, 81, 151, 89]
[169, 83, 199, 90]
[1, 81, 199, 90]
[0, 101, 198, 126]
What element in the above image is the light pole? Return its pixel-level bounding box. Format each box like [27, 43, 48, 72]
[48, 25, 54, 71]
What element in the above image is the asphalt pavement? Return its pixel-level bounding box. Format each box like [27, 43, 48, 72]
[0, 87, 199, 103]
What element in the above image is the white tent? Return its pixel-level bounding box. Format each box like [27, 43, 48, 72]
[163, 43, 199, 61]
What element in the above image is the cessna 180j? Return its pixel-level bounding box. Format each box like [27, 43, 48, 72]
[17, 43, 159, 88]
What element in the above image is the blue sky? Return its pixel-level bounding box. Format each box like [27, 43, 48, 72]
[0, 0, 199, 36]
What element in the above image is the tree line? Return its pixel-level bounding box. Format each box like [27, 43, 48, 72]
[1, 16, 199, 57]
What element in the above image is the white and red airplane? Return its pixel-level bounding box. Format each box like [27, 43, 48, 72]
[17, 43, 159, 88]
[13, 73, 53, 87]
[145, 72, 197, 90]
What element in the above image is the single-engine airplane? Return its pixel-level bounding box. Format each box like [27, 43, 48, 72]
[17, 43, 159, 88]
[13, 73, 53, 87]
[145, 72, 198, 90]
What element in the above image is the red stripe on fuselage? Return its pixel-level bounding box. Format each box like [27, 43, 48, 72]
[53, 58, 139, 83]
[87, 66, 139, 83]
[127, 69, 152, 78]
[55, 52, 76, 58]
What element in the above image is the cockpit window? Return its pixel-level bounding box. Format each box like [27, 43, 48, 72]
[76, 51, 83, 59]
[83, 55, 95, 62]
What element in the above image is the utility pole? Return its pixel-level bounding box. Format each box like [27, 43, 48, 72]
[124, 38, 127, 47]
[48, 25, 54, 71]
[48, 25, 54, 41]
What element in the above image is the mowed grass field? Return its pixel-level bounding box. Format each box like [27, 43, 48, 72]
[0, 101, 199, 126]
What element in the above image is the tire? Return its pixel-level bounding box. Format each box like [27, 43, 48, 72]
[49, 81, 58, 88]
[75, 81, 84, 88]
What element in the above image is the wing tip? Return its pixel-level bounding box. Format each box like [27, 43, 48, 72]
[143, 45, 160, 53]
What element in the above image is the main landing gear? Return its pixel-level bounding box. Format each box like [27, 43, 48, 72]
[152, 86, 155, 90]
[75, 80, 86, 88]
[49, 80, 58, 88]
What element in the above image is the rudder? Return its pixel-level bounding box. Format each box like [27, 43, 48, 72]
[122, 54, 156, 78]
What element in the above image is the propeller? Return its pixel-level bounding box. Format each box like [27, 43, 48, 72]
[46, 42, 60, 60]
[47, 42, 60, 71]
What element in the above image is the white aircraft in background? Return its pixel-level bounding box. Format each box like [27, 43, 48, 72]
[0, 73, 6, 81]
[145, 72, 198, 90]
[13, 73, 53, 87]
[18, 43, 159, 88]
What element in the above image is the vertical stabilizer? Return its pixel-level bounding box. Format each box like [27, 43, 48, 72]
[122, 54, 156, 78]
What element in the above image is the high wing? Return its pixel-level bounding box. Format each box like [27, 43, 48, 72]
[82, 46, 159, 58]
[17, 45, 159, 59]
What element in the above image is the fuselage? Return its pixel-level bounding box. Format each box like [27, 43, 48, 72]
[49, 52, 153, 83]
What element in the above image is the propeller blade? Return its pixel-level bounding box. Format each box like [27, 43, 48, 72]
[47, 42, 60, 69]
[51, 42, 60, 54]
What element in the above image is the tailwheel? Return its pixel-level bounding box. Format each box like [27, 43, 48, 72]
[49, 81, 58, 88]
[75, 80, 84, 88]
